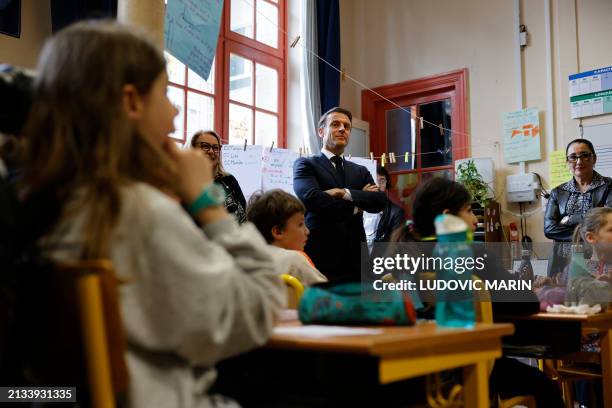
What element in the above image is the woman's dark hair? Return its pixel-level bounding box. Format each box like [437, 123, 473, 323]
[377, 165, 392, 189]
[246, 189, 305, 243]
[566, 138, 596, 157]
[395, 178, 471, 240]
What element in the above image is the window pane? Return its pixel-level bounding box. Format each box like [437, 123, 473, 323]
[419, 99, 452, 168]
[255, 63, 278, 112]
[165, 51, 185, 85]
[229, 54, 253, 105]
[256, 0, 278, 48]
[255, 111, 277, 146]
[188, 58, 214, 93]
[231, 0, 253, 39]
[186, 92, 214, 142]
[229, 103, 253, 144]
[386, 106, 416, 172]
[167, 86, 184, 140]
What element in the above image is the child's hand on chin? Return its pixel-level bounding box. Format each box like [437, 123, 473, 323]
[163, 139, 214, 204]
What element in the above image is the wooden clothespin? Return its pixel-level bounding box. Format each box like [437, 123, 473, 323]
[243, 138, 248, 151]
[270, 141, 275, 152]
[370, 152, 374, 162]
[341, 68, 347, 82]
[290, 35, 301, 48]
[299, 147, 303, 157]
[438, 124, 444, 135]
[404, 152, 409, 162]
[381, 153, 386, 167]
[389, 152, 396, 163]
[419, 117, 424, 129]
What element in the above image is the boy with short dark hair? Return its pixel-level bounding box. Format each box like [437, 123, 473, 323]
[247, 190, 327, 285]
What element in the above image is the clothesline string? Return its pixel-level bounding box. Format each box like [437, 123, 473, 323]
[238, 0, 472, 140]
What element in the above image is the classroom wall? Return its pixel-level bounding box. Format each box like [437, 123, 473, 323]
[339, 0, 612, 243]
[0, 0, 52, 68]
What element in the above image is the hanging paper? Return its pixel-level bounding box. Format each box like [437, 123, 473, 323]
[164, 0, 224, 81]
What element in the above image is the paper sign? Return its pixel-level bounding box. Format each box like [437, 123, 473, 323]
[262, 148, 299, 196]
[273, 325, 383, 338]
[164, 0, 223, 81]
[549, 150, 572, 188]
[222, 145, 263, 202]
[346, 157, 377, 182]
[503, 108, 541, 164]
[583, 123, 612, 179]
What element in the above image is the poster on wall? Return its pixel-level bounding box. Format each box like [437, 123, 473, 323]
[502, 107, 541, 164]
[0, 0, 21, 38]
[569, 66, 612, 119]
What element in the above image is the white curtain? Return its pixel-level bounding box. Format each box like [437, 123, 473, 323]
[300, 0, 322, 154]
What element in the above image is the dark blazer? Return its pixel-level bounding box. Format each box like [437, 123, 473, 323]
[293, 153, 386, 280]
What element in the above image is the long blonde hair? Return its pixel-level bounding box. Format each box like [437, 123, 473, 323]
[189, 130, 229, 179]
[572, 207, 612, 246]
[23, 21, 178, 258]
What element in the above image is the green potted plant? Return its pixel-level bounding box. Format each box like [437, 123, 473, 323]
[456, 160, 490, 208]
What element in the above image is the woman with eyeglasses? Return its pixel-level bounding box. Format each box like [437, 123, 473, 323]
[545, 138, 612, 277]
[190, 130, 247, 223]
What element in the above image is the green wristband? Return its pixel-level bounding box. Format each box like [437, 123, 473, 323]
[188, 183, 226, 216]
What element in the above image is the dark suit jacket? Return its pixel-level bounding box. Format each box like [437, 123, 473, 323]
[293, 153, 386, 280]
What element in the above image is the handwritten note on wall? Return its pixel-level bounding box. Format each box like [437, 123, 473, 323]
[502, 108, 541, 164]
[262, 148, 299, 195]
[222, 145, 263, 202]
[549, 150, 572, 188]
[164, 0, 223, 81]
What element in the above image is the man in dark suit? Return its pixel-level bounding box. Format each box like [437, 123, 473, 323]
[293, 107, 386, 280]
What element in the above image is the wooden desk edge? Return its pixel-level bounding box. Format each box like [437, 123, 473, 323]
[267, 323, 514, 356]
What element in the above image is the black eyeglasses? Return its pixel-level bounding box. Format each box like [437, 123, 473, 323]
[198, 142, 221, 153]
[566, 152, 593, 163]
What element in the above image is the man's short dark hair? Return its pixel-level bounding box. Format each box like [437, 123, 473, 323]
[246, 189, 306, 243]
[317, 107, 352, 130]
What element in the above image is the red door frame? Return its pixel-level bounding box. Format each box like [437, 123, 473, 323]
[361, 68, 469, 168]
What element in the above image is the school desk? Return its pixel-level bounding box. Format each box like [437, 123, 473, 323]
[266, 320, 514, 407]
[496, 311, 612, 408]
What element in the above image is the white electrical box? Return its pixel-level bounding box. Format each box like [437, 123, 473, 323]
[506, 173, 540, 202]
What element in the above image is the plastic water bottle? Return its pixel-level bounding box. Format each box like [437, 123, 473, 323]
[565, 243, 591, 306]
[517, 249, 534, 283]
[433, 214, 475, 328]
